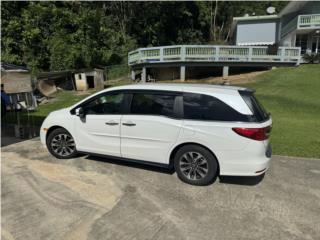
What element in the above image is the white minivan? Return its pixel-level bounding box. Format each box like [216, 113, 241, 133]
[40, 84, 272, 185]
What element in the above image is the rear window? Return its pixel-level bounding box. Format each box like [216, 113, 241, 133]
[183, 93, 250, 122]
[239, 90, 269, 122]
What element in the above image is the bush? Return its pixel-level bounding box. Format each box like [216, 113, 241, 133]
[105, 65, 130, 80]
[303, 53, 320, 64]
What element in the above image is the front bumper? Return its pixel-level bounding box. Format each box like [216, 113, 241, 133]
[39, 126, 47, 146]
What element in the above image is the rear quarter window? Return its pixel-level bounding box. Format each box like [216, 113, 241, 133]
[239, 90, 269, 122]
[183, 93, 250, 122]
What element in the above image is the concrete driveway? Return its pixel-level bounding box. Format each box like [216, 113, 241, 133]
[2, 138, 320, 240]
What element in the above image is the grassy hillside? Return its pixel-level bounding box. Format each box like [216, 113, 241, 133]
[240, 64, 320, 158]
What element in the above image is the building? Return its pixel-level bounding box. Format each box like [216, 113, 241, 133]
[232, 1, 320, 54]
[74, 68, 105, 91]
[36, 68, 105, 96]
[36, 70, 74, 97]
[1, 63, 37, 110]
[128, 1, 319, 82]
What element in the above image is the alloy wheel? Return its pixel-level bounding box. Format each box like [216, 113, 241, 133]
[50, 133, 76, 157]
[179, 151, 209, 180]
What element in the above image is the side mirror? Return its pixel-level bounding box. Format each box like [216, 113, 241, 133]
[75, 107, 84, 118]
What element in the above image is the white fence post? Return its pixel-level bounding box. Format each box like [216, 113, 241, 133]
[141, 67, 146, 83]
[131, 70, 135, 81]
[215, 46, 220, 61]
[181, 45, 186, 61]
[223, 66, 229, 79]
[248, 47, 253, 61]
[160, 47, 164, 62]
[180, 65, 186, 82]
[281, 48, 286, 62]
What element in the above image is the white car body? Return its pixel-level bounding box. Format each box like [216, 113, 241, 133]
[40, 84, 272, 176]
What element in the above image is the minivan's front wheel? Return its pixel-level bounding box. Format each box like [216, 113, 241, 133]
[174, 145, 218, 186]
[47, 128, 77, 159]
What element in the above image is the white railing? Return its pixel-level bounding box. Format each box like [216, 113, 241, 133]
[298, 14, 320, 28]
[128, 45, 301, 65]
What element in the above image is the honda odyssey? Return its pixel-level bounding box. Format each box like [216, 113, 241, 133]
[40, 84, 272, 185]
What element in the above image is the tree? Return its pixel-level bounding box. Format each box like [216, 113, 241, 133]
[1, 1, 288, 72]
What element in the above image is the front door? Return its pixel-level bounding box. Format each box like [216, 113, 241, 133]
[121, 91, 182, 164]
[75, 92, 124, 156]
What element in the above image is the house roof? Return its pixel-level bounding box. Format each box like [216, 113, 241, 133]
[278, 1, 308, 17]
[36, 70, 71, 80]
[233, 14, 279, 22]
[36, 68, 105, 81]
[1, 62, 29, 72]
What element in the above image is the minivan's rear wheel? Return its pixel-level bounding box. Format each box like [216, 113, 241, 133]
[174, 145, 218, 186]
[47, 128, 77, 159]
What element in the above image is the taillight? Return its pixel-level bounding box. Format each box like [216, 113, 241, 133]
[232, 126, 271, 141]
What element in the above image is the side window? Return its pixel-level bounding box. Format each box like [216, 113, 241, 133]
[130, 93, 176, 117]
[83, 93, 124, 115]
[183, 93, 249, 121]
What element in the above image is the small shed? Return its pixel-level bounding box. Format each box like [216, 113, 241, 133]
[36, 70, 74, 97]
[1, 63, 37, 110]
[74, 68, 105, 91]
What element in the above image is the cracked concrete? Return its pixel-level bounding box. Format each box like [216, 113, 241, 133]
[1, 138, 320, 240]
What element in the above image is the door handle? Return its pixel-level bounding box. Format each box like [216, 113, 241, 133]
[122, 122, 136, 126]
[105, 121, 119, 126]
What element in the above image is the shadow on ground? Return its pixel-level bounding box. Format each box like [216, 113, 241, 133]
[85, 154, 265, 186]
[85, 154, 176, 175]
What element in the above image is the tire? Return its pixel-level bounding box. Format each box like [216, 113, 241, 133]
[46, 128, 78, 159]
[174, 145, 218, 186]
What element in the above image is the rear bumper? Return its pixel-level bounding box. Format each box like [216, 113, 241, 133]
[220, 157, 271, 176]
[218, 143, 272, 176]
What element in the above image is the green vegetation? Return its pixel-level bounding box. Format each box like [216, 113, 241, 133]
[105, 65, 130, 81]
[32, 91, 92, 118]
[1, 1, 287, 73]
[240, 65, 320, 158]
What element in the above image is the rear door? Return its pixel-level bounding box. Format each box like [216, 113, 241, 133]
[74, 91, 125, 156]
[120, 91, 183, 164]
